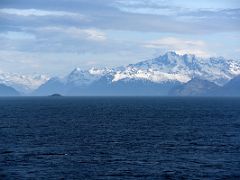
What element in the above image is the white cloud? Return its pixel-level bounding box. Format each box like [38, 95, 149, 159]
[83, 29, 107, 41]
[38, 26, 107, 41]
[118, 7, 178, 16]
[145, 37, 205, 48]
[0, 8, 85, 18]
[144, 37, 210, 57]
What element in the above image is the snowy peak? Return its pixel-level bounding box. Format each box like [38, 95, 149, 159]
[160, 51, 180, 64]
[66, 68, 95, 86]
[0, 72, 49, 93]
[229, 60, 240, 75]
[122, 52, 240, 85]
[65, 67, 110, 86]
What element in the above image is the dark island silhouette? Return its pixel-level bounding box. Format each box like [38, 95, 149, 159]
[49, 93, 63, 97]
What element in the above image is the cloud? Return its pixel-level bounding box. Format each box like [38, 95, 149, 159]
[145, 37, 205, 48]
[0, 8, 85, 18]
[144, 37, 210, 57]
[0, 49, 153, 75]
[114, 0, 179, 16]
[0, 0, 239, 75]
[1, 1, 240, 34]
[115, 0, 240, 12]
[38, 27, 106, 41]
[83, 29, 107, 41]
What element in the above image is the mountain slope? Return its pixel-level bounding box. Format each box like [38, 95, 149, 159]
[33, 77, 65, 96]
[68, 78, 180, 96]
[35, 75, 180, 96]
[169, 78, 220, 96]
[219, 75, 240, 96]
[0, 84, 20, 96]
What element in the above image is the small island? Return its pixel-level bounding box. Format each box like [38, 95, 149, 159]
[49, 93, 63, 97]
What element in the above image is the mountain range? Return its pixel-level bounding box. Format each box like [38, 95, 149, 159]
[0, 52, 240, 96]
[0, 72, 49, 93]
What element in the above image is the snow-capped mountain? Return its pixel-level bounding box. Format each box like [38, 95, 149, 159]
[65, 67, 111, 86]
[64, 51, 239, 86]
[0, 51, 239, 96]
[0, 72, 49, 93]
[33, 52, 240, 96]
[114, 52, 240, 85]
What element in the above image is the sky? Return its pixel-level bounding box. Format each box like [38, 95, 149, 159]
[0, 0, 240, 75]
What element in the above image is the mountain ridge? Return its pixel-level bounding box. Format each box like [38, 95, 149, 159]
[0, 52, 239, 96]
[33, 52, 240, 96]
[0, 72, 49, 93]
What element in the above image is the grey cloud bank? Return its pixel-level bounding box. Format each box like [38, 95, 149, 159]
[0, 0, 239, 75]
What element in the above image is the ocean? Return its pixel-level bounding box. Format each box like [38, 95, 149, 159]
[0, 97, 240, 179]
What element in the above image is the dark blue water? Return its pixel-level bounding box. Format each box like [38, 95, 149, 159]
[0, 97, 240, 179]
